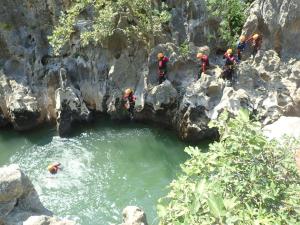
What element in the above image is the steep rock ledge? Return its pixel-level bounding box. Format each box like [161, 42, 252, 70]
[0, 0, 299, 141]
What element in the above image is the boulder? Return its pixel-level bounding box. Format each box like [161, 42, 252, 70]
[0, 73, 42, 130]
[23, 216, 75, 225]
[55, 86, 91, 137]
[146, 80, 178, 111]
[120, 206, 148, 225]
[263, 116, 300, 140]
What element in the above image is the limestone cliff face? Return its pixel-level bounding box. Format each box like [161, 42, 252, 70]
[0, 0, 299, 141]
[243, 0, 300, 59]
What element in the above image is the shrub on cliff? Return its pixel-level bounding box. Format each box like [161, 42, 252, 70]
[48, 0, 170, 55]
[158, 109, 300, 225]
[206, 0, 249, 47]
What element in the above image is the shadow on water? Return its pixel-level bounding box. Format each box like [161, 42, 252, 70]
[0, 123, 55, 146]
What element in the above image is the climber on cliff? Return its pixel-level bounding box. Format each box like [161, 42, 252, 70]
[248, 33, 262, 56]
[157, 53, 169, 84]
[237, 35, 247, 61]
[196, 52, 210, 79]
[47, 162, 61, 175]
[123, 88, 136, 120]
[222, 48, 237, 81]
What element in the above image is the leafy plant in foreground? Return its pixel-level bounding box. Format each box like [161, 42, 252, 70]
[158, 109, 300, 225]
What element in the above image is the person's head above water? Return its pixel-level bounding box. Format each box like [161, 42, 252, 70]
[47, 162, 61, 174]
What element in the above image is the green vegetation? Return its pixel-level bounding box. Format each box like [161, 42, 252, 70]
[48, 0, 170, 55]
[158, 109, 300, 225]
[0, 22, 13, 31]
[206, 0, 249, 47]
[179, 40, 190, 58]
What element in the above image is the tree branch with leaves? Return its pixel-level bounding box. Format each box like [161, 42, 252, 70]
[48, 0, 170, 55]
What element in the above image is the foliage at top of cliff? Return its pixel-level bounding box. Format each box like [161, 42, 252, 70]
[48, 0, 170, 55]
[206, 0, 249, 48]
[158, 109, 300, 225]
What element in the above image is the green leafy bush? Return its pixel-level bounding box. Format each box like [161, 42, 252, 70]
[158, 109, 300, 225]
[206, 0, 249, 47]
[179, 40, 190, 58]
[48, 0, 170, 55]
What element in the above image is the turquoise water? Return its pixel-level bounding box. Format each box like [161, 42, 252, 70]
[0, 120, 192, 225]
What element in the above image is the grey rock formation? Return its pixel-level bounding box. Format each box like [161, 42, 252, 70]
[0, 164, 75, 225]
[0, 71, 42, 130]
[243, 0, 300, 59]
[263, 116, 300, 140]
[0, 0, 299, 141]
[55, 86, 91, 136]
[23, 216, 75, 225]
[120, 206, 148, 225]
[55, 68, 92, 136]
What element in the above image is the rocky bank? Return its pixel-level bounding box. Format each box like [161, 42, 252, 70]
[0, 164, 75, 225]
[0, 165, 149, 225]
[0, 0, 299, 141]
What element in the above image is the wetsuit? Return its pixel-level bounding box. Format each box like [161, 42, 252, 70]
[198, 55, 210, 79]
[158, 56, 169, 84]
[223, 53, 237, 80]
[252, 36, 262, 55]
[125, 93, 136, 119]
[237, 41, 246, 60]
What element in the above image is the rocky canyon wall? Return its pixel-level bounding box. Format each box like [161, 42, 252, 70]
[0, 0, 299, 141]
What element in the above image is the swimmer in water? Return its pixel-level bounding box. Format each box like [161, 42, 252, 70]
[47, 162, 61, 174]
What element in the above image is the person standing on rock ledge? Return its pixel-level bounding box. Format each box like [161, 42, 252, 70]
[196, 52, 210, 79]
[157, 53, 169, 84]
[123, 88, 136, 120]
[248, 33, 262, 56]
[222, 49, 237, 82]
[237, 35, 247, 61]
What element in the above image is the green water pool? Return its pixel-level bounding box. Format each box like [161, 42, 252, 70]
[0, 120, 202, 225]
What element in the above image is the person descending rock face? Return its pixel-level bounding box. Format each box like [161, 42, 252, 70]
[249, 33, 262, 56]
[237, 35, 247, 61]
[47, 162, 61, 175]
[123, 88, 136, 120]
[196, 52, 210, 79]
[222, 49, 237, 81]
[157, 53, 169, 84]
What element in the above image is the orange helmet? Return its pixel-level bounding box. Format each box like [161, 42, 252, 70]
[226, 49, 233, 55]
[124, 88, 133, 97]
[240, 35, 246, 42]
[157, 53, 164, 60]
[253, 34, 259, 40]
[196, 53, 203, 59]
[48, 164, 56, 174]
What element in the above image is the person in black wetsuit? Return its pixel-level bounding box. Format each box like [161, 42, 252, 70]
[222, 49, 237, 81]
[123, 88, 136, 120]
[237, 35, 247, 61]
